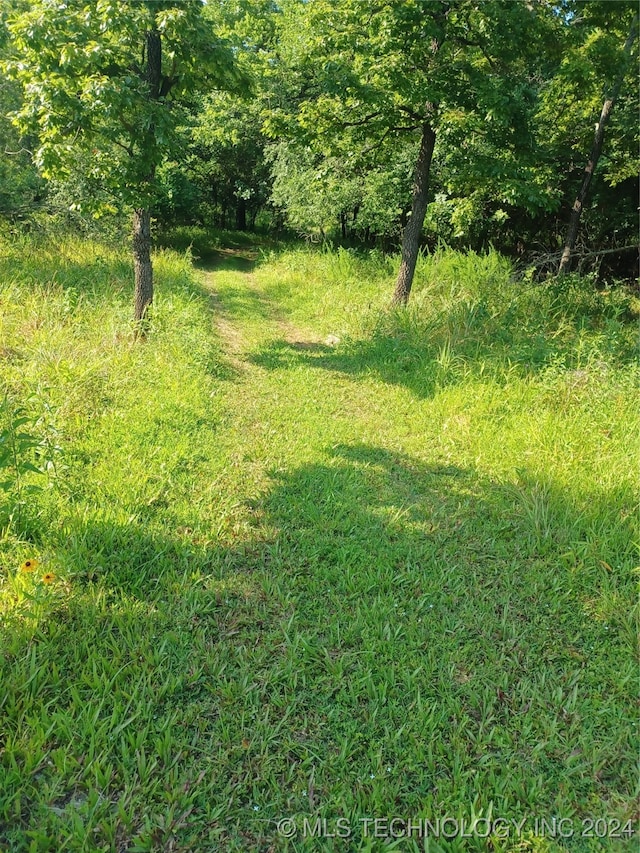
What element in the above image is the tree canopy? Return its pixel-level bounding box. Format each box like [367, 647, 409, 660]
[4, 0, 247, 321]
[1, 0, 637, 311]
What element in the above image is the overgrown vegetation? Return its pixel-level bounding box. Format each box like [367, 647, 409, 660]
[0, 231, 637, 851]
[1, 1, 638, 300]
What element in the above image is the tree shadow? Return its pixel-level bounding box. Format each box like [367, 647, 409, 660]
[190, 256, 295, 352]
[193, 247, 258, 274]
[157, 225, 294, 274]
[156, 225, 283, 256]
[248, 287, 638, 398]
[1, 444, 636, 849]
[201, 272, 286, 332]
[5, 443, 634, 678]
[248, 335, 445, 399]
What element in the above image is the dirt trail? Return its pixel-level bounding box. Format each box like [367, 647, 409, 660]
[203, 280, 247, 370]
[198, 248, 323, 364]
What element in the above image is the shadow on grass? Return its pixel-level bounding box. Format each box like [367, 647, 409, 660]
[200, 268, 286, 333]
[156, 225, 293, 270]
[11, 444, 634, 637]
[9, 445, 636, 666]
[248, 291, 638, 399]
[248, 335, 444, 398]
[1, 443, 636, 849]
[4, 444, 636, 682]
[193, 247, 258, 274]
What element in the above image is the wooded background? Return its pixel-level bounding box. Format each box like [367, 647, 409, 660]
[1, 0, 638, 297]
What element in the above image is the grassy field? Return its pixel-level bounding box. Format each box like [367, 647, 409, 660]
[0, 229, 638, 852]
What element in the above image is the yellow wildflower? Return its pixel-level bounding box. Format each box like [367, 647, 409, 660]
[42, 572, 55, 585]
[20, 559, 39, 572]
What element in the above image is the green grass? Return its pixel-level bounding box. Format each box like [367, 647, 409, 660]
[0, 231, 638, 852]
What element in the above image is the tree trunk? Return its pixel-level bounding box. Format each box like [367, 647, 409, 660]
[131, 26, 161, 330]
[133, 208, 153, 326]
[236, 197, 247, 230]
[558, 14, 638, 276]
[145, 28, 162, 99]
[392, 122, 437, 305]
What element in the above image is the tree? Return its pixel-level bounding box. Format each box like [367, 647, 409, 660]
[268, 135, 416, 243]
[5, 0, 245, 327]
[557, 7, 638, 274]
[268, 0, 560, 303]
[0, 1, 43, 221]
[189, 91, 273, 231]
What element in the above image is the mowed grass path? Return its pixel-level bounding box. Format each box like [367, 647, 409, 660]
[0, 234, 638, 852]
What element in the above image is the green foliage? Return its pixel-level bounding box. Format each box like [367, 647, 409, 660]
[4, 0, 247, 213]
[0, 1, 44, 220]
[533, 2, 639, 251]
[256, 0, 639, 259]
[183, 91, 273, 229]
[264, 0, 564, 248]
[269, 139, 415, 241]
[0, 394, 61, 536]
[0, 97, 43, 220]
[1, 0, 637, 261]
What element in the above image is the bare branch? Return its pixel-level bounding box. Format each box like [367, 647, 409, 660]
[341, 110, 383, 128]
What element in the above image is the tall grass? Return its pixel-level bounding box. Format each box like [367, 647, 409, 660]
[257, 243, 637, 376]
